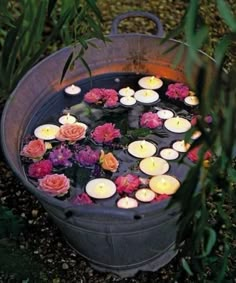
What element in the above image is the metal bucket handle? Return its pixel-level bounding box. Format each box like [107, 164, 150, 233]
[110, 11, 164, 37]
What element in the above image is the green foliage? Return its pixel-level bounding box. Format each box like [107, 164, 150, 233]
[0, 0, 105, 101]
[0, 205, 24, 239]
[164, 0, 236, 282]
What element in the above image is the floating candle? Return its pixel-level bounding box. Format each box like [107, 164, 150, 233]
[184, 96, 199, 106]
[128, 140, 157, 158]
[157, 109, 174, 119]
[119, 87, 135, 97]
[120, 96, 136, 106]
[189, 91, 196, 96]
[34, 124, 59, 140]
[191, 130, 202, 140]
[117, 197, 138, 209]
[139, 157, 169, 176]
[134, 89, 159, 104]
[149, 175, 180, 195]
[85, 178, 116, 199]
[138, 76, 163, 90]
[164, 116, 191, 133]
[160, 148, 179, 160]
[58, 113, 77, 125]
[172, 140, 190, 152]
[135, 188, 155, 202]
[64, 84, 81, 95]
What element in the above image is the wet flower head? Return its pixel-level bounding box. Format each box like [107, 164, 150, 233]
[166, 83, 189, 100]
[140, 112, 163, 129]
[75, 146, 100, 166]
[49, 145, 73, 167]
[91, 123, 121, 143]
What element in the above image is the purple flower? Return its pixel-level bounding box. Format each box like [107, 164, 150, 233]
[75, 146, 100, 166]
[49, 146, 73, 167]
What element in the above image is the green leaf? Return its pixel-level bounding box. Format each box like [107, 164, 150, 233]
[48, 0, 57, 17]
[126, 128, 152, 138]
[182, 258, 194, 276]
[200, 227, 216, 257]
[214, 34, 232, 66]
[86, 0, 102, 20]
[216, 0, 236, 31]
[60, 51, 74, 83]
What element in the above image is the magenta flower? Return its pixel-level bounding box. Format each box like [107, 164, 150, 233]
[75, 146, 100, 166]
[140, 112, 163, 129]
[166, 83, 189, 100]
[152, 194, 170, 202]
[91, 123, 121, 143]
[71, 193, 93, 205]
[84, 88, 103, 104]
[84, 88, 118, 108]
[187, 146, 212, 163]
[49, 146, 73, 167]
[28, 160, 53, 178]
[191, 115, 213, 126]
[115, 174, 141, 194]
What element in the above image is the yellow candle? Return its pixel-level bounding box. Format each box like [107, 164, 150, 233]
[134, 89, 159, 104]
[86, 178, 116, 199]
[164, 117, 191, 133]
[172, 140, 190, 152]
[128, 140, 156, 158]
[139, 157, 169, 176]
[59, 113, 77, 124]
[117, 197, 138, 209]
[119, 87, 135, 97]
[184, 96, 199, 106]
[34, 124, 59, 140]
[138, 76, 163, 90]
[64, 84, 81, 95]
[135, 188, 155, 202]
[120, 96, 136, 106]
[149, 175, 180, 195]
[160, 148, 179, 160]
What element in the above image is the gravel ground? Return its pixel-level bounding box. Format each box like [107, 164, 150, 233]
[0, 1, 235, 282]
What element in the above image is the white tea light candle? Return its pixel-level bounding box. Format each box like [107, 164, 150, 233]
[172, 140, 190, 152]
[139, 157, 169, 176]
[160, 148, 179, 160]
[134, 89, 159, 104]
[64, 84, 81, 95]
[157, 109, 174, 119]
[164, 116, 191, 133]
[191, 130, 202, 140]
[119, 87, 135, 96]
[58, 113, 77, 125]
[34, 124, 59, 140]
[135, 188, 155, 202]
[184, 96, 199, 106]
[120, 96, 136, 106]
[138, 76, 163, 90]
[117, 197, 138, 209]
[149, 175, 180, 195]
[85, 178, 116, 199]
[128, 140, 157, 158]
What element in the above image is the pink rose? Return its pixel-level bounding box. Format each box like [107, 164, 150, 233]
[21, 139, 46, 159]
[166, 83, 189, 100]
[28, 160, 53, 178]
[115, 174, 141, 194]
[38, 174, 70, 196]
[56, 123, 86, 142]
[140, 112, 163, 129]
[187, 146, 212, 163]
[84, 88, 103, 104]
[91, 123, 121, 143]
